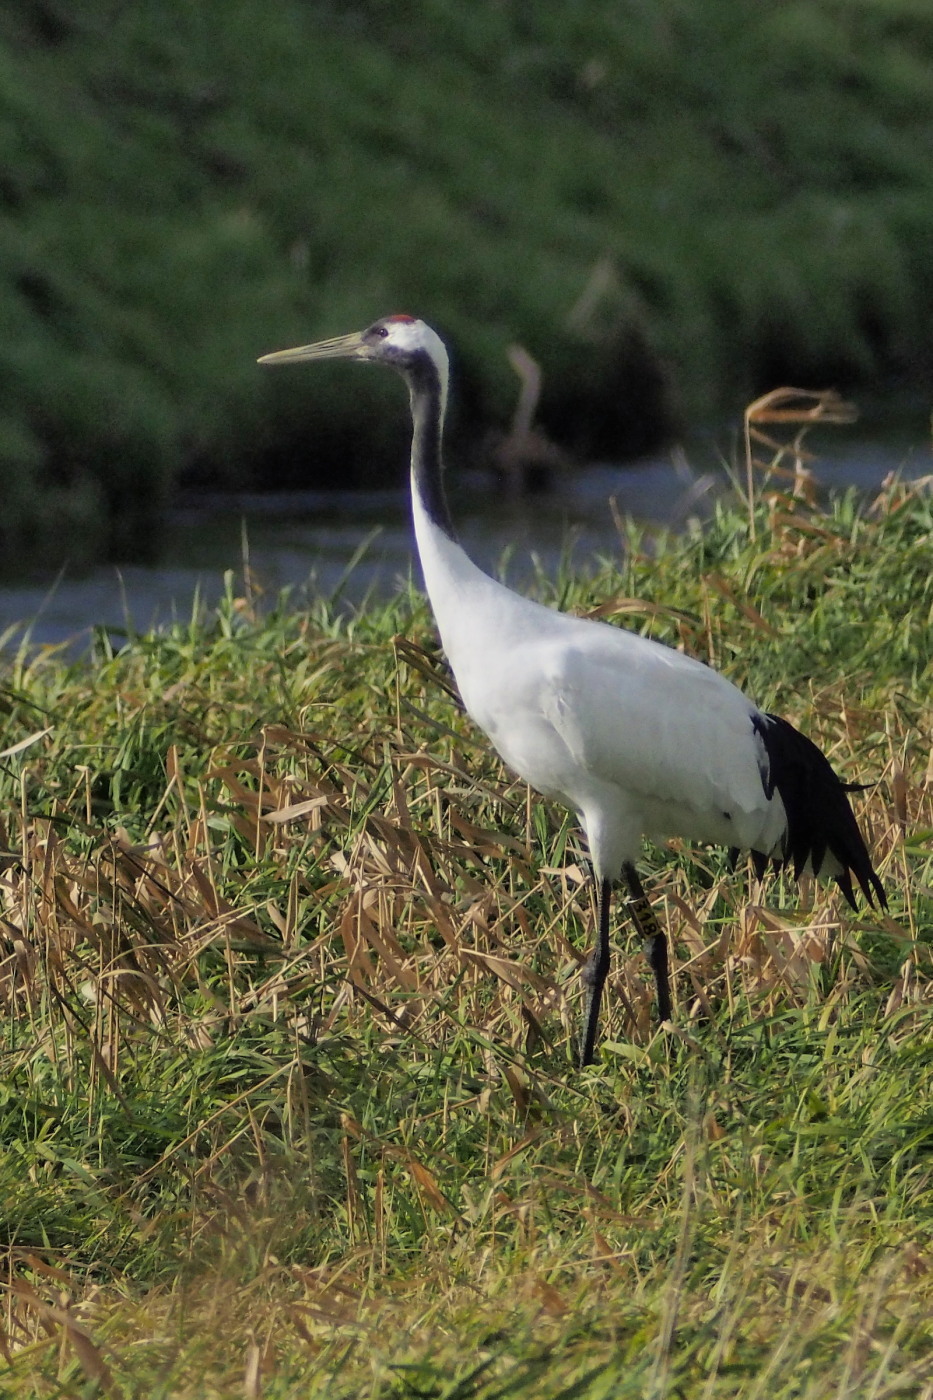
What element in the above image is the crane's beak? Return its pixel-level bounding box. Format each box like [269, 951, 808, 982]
[257, 330, 367, 366]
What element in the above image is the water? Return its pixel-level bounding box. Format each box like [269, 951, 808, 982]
[1, 442, 927, 652]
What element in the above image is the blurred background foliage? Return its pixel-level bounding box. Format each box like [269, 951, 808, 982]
[2, 0, 933, 564]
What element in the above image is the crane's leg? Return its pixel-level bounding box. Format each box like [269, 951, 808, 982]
[578, 877, 612, 1067]
[622, 864, 672, 1023]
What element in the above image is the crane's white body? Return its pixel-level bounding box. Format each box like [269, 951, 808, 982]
[412, 485, 787, 882]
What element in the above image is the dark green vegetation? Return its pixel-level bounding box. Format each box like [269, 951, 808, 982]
[4, 1, 933, 562]
[0, 476, 930, 1394]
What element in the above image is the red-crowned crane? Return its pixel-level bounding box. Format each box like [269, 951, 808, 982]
[259, 315, 886, 1066]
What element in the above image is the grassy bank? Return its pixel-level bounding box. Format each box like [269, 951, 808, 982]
[4, 1, 933, 560]
[0, 467, 930, 1394]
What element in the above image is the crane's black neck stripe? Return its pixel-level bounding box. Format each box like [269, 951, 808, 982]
[406, 353, 457, 541]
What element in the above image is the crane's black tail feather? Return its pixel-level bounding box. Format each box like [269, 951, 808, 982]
[746, 713, 887, 911]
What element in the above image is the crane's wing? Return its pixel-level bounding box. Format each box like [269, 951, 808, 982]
[534, 627, 771, 830]
[453, 606, 885, 908]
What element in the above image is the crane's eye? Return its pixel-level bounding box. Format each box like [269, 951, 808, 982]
[370, 325, 389, 339]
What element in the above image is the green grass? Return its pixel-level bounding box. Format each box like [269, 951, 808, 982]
[0, 472, 930, 1395]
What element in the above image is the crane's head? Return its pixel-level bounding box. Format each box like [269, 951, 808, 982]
[258, 315, 449, 393]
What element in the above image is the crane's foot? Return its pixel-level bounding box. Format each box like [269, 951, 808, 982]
[578, 945, 610, 1067]
[644, 930, 672, 1023]
[622, 864, 673, 1024]
[578, 878, 613, 1067]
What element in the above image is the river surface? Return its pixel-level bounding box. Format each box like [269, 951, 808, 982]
[1, 441, 927, 652]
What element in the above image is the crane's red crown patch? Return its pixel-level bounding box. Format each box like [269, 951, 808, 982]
[387, 313, 416, 323]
